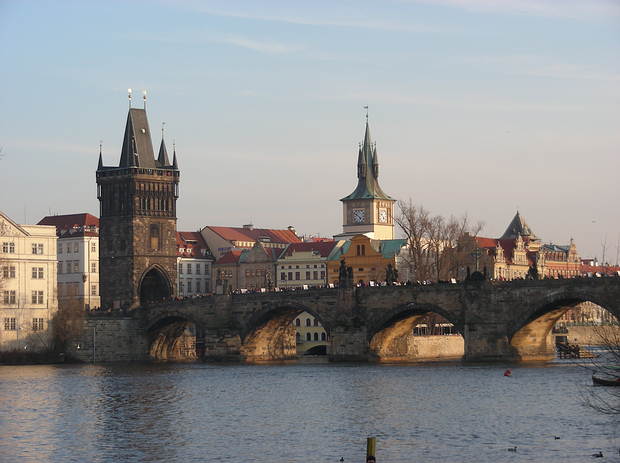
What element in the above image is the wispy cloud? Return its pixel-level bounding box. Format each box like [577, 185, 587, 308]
[211, 35, 300, 54]
[163, 0, 454, 33]
[461, 54, 620, 83]
[406, 0, 620, 20]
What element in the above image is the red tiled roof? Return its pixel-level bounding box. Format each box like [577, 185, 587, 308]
[177, 231, 212, 259]
[38, 213, 99, 237]
[475, 237, 498, 248]
[205, 226, 301, 245]
[281, 241, 337, 258]
[216, 250, 243, 264]
[580, 264, 620, 275]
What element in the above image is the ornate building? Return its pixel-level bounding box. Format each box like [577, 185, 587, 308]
[335, 120, 396, 241]
[97, 104, 180, 309]
[0, 212, 58, 351]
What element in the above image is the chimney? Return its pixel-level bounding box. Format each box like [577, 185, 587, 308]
[288, 225, 296, 235]
[243, 224, 254, 230]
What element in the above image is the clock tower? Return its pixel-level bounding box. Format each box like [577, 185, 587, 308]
[335, 119, 396, 240]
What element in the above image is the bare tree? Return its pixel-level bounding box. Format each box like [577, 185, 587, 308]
[396, 199, 483, 282]
[52, 298, 86, 352]
[582, 324, 620, 415]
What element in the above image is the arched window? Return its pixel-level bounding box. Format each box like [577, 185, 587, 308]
[295, 318, 300, 326]
[321, 332, 326, 341]
[314, 319, 319, 326]
[306, 318, 311, 327]
[306, 333, 311, 341]
[314, 332, 319, 341]
[296, 332, 301, 342]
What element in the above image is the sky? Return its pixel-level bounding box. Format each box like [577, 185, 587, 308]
[0, 0, 619, 261]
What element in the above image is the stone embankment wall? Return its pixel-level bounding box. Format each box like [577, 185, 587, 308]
[562, 325, 620, 346]
[66, 315, 149, 362]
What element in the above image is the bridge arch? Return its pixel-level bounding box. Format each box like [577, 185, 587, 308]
[240, 302, 331, 362]
[369, 302, 465, 362]
[147, 312, 202, 361]
[139, 264, 173, 305]
[509, 290, 620, 361]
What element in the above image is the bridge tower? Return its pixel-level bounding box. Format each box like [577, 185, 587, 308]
[96, 100, 180, 309]
[336, 117, 396, 240]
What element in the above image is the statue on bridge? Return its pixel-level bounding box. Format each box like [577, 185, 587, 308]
[526, 264, 539, 280]
[385, 263, 398, 285]
[339, 259, 354, 288]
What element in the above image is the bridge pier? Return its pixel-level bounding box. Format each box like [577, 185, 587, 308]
[202, 329, 242, 362]
[329, 326, 370, 362]
[463, 322, 516, 362]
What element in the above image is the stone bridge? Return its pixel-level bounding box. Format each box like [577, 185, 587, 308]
[72, 278, 620, 363]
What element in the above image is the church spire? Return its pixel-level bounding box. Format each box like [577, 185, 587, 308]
[157, 122, 170, 166]
[97, 141, 103, 169]
[172, 141, 178, 169]
[341, 117, 392, 201]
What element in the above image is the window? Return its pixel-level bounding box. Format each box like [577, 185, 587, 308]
[305, 271, 310, 280]
[91, 262, 97, 273]
[187, 280, 192, 293]
[65, 262, 72, 273]
[306, 318, 311, 327]
[288, 272, 293, 281]
[179, 263, 183, 274]
[3, 291, 16, 304]
[2, 266, 16, 279]
[149, 225, 160, 250]
[313, 271, 318, 280]
[320, 271, 325, 279]
[306, 332, 311, 341]
[32, 243, 44, 255]
[295, 318, 301, 327]
[356, 244, 365, 256]
[295, 272, 300, 280]
[4, 318, 16, 331]
[196, 264, 201, 275]
[91, 285, 97, 296]
[179, 281, 185, 293]
[314, 332, 319, 341]
[32, 267, 44, 279]
[58, 262, 63, 274]
[57, 243, 63, 254]
[73, 242, 79, 253]
[196, 280, 201, 293]
[91, 242, 97, 252]
[296, 332, 301, 342]
[314, 319, 319, 326]
[2, 242, 15, 253]
[321, 332, 326, 341]
[31, 291, 44, 304]
[73, 261, 79, 272]
[32, 318, 44, 331]
[280, 272, 286, 281]
[187, 264, 192, 274]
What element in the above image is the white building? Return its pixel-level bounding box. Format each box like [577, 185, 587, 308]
[294, 311, 328, 355]
[276, 241, 336, 288]
[177, 232, 214, 296]
[0, 212, 58, 352]
[38, 214, 100, 311]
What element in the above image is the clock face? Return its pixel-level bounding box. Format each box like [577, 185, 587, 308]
[352, 209, 366, 223]
[379, 208, 388, 223]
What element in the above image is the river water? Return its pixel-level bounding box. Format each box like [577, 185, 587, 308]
[0, 361, 617, 462]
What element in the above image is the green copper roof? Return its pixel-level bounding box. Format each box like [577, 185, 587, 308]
[379, 239, 406, 258]
[341, 121, 394, 201]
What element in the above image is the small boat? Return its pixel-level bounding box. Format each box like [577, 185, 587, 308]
[592, 374, 620, 386]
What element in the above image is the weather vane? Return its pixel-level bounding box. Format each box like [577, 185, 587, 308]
[143, 90, 147, 109]
[363, 105, 369, 121]
[128, 88, 132, 108]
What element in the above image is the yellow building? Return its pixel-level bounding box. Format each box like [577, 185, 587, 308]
[294, 311, 328, 355]
[327, 234, 406, 285]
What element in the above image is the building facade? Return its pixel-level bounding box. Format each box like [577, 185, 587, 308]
[294, 311, 328, 354]
[0, 212, 58, 351]
[276, 241, 336, 288]
[97, 105, 180, 309]
[38, 213, 100, 311]
[177, 231, 213, 296]
[335, 120, 396, 241]
[327, 234, 406, 285]
[201, 224, 300, 260]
